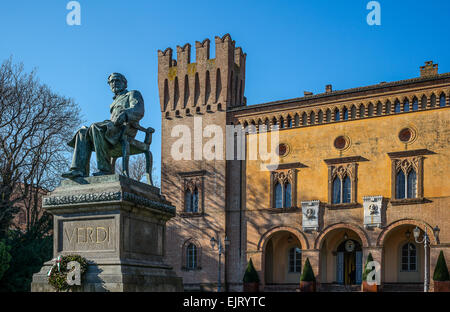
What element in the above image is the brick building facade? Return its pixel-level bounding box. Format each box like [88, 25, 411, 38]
[159, 34, 450, 291]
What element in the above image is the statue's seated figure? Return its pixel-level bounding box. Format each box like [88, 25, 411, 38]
[62, 73, 145, 179]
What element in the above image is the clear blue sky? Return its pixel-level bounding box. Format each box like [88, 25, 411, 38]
[1, 0, 449, 180]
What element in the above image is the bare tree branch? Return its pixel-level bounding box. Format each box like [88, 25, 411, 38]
[0, 57, 82, 235]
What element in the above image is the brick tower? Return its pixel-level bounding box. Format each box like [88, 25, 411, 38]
[158, 34, 246, 291]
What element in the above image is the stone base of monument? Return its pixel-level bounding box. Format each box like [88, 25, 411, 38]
[31, 175, 183, 292]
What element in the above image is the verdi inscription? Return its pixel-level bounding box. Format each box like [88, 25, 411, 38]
[59, 218, 115, 252]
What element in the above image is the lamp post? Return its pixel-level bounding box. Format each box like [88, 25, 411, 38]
[210, 236, 230, 292]
[413, 225, 440, 292]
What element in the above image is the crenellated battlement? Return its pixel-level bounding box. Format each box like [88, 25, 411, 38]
[158, 33, 246, 115]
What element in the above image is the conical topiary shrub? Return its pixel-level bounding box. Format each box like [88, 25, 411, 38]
[300, 258, 315, 282]
[243, 258, 260, 292]
[361, 252, 378, 292]
[433, 251, 450, 281]
[362, 252, 374, 282]
[243, 258, 260, 283]
[299, 258, 316, 292]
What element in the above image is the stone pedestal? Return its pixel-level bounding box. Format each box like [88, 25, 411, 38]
[31, 174, 183, 292]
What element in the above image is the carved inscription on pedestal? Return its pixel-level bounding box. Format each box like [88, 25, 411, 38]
[59, 218, 115, 252]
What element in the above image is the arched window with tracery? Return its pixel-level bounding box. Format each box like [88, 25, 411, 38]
[327, 162, 357, 206]
[332, 175, 351, 204]
[271, 169, 297, 209]
[183, 175, 203, 214]
[393, 158, 421, 200]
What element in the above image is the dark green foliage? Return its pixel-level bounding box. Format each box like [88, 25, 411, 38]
[243, 258, 260, 283]
[362, 252, 375, 282]
[433, 251, 450, 282]
[300, 258, 316, 282]
[0, 240, 11, 281]
[0, 214, 53, 292]
[48, 254, 88, 292]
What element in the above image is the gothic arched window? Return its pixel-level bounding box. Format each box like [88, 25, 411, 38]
[403, 99, 410, 112]
[318, 110, 324, 124]
[287, 115, 292, 128]
[430, 94, 436, 107]
[192, 188, 199, 212]
[284, 182, 292, 208]
[440, 93, 446, 107]
[421, 95, 427, 109]
[334, 108, 340, 121]
[343, 107, 349, 120]
[186, 243, 198, 270]
[326, 109, 331, 122]
[332, 175, 351, 204]
[407, 169, 417, 199]
[302, 112, 308, 126]
[343, 176, 351, 203]
[310, 111, 315, 125]
[185, 190, 193, 212]
[394, 100, 401, 113]
[332, 176, 341, 204]
[385, 101, 391, 114]
[396, 170, 406, 199]
[376, 102, 382, 115]
[274, 182, 283, 208]
[351, 105, 356, 119]
[359, 105, 365, 118]
[368, 103, 374, 116]
[412, 97, 418, 111]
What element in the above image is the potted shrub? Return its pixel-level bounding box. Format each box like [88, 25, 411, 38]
[433, 251, 450, 292]
[243, 258, 260, 292]
[361, 253, 378, 292]
[299, 258, 316, 292]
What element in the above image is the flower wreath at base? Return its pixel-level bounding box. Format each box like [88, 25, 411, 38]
[47, 254, 89, 291]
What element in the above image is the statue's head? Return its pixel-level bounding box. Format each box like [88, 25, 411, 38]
[107, 73, 127, 94]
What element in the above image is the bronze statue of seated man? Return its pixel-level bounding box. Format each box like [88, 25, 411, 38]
[62, 72, 145, 179]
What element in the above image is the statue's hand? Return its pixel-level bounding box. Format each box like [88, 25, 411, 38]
[114, 112, 127, 126]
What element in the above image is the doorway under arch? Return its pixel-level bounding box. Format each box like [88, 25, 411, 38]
[319, 227, 364, 285]
[264, 231, 302, 285]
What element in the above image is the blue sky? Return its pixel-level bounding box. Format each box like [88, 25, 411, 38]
[1, 0, 449, 180]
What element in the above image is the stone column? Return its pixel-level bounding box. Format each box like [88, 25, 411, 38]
[31, 174, 183, 292]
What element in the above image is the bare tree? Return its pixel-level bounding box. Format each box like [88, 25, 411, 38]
[114, 154, 160, 186]
[0, 58, 82, 235]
